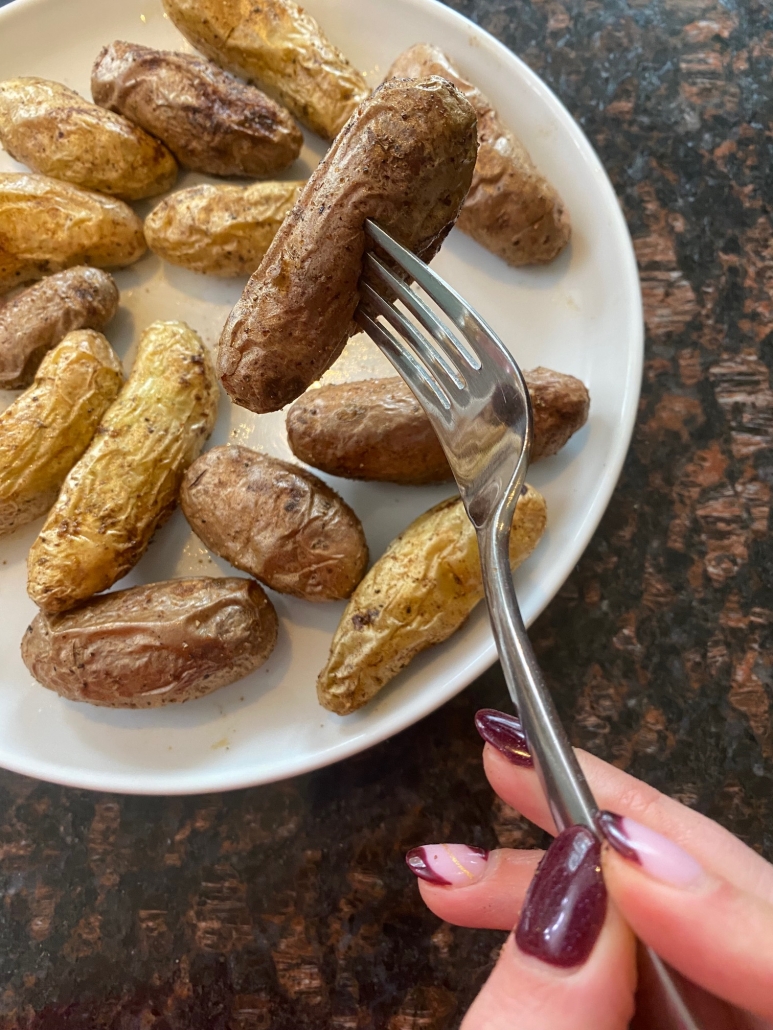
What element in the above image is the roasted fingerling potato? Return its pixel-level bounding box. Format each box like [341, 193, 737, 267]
[287, 368, 590, 483]
[22, 577, 278, 708]
[0, 77, 177, 201]
[0, 173, 146, 295]
[218, 76, 478, 414]
[317, 485, 547, 715]
[27, 321, 219, 614]
[92, 41, 303, 178]
[0, 266, 119, 389]
[0, 330, 123, 538]
[181, 445, 368, 601]
[387, 44, 570, 266]
[145, 181, 304, 277]
[161, 0, 369, 139]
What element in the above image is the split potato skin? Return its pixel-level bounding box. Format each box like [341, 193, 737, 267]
[21, 577, 278, 708]
[0, 330, 124, 539]
[161, 0, 369, 139]
[181, 445, 368, 601]
[145, 181, 304, 277]
[287, 368, 590, 484]
[0, 173, 146, 295]
[0, 77, 177, 201]
[386, 44, 570, 266]
[91, 41, 303, 178]
[218, 76, 478, 414]
[0, 266, 119, 389]
[27, 321, 219, 614]
[317, 485, 547, 715]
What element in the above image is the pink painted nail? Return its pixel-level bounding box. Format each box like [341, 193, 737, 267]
[598, 812, 703, 887]
[405, 844, 489, 886]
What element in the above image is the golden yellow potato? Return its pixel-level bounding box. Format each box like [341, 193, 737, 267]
[145, 180, 304, 277]
[0, 77, 178, 200]
[161, 0, 369, 138]
[0, 173, 146, 295]
[22, 577, 278, 708]
[0, 330, 123, 538]
[27, 321, 219, 613]
[317, 486, 547, 715]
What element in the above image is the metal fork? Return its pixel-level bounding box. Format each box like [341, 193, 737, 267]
[353, 218, 737, 1030]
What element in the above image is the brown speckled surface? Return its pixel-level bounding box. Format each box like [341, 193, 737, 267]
[2, 0, 773, 1026]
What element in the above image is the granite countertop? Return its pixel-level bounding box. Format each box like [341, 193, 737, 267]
[2, 0, 772, 1026]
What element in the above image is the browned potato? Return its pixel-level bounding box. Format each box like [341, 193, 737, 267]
[287, 368, 590, 484]
[317, 486, 547, 715]
[21, 577, 278, 708]
[145, 181, 304, 277]
[161, 0, 369, 139]
[0, 173, 146, 295]
[218, 77, 478, 414]
[181, 445, 368, 600]
[387, 44, 570, 266]
[92, 41, 303, 178]
[27, 321, 219, 614]
[0, 77, 177, 201]
[0, 267, 119, 389]
[0, 330, 123, 538]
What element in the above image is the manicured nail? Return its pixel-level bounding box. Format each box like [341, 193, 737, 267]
[515, 825, 606, 968]
[597, 812, 703, 887]
[474, 709, 533, 767]
[406, 844, 489, 886]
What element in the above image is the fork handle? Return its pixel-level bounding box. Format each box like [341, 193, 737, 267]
[477, 520, 598, 834]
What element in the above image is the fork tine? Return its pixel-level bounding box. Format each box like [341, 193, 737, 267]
[364, 252, 480, 373]
[359, 281, 465, 391]
[354, 308, 451, 416]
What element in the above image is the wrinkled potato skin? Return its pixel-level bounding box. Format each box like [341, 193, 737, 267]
[219, 77, 478, 414]
[21, 577, 278, 708]
[387, 45, 570, 266]
[145, 181, 304, 277]
[317, 486, 547, 714]
[161, 0, 369, 139]
[0, 77, 177, 201]
[92, 42, 303, 178]
[288, 368, 590, 483]
[0, 331, 123, 537]
[181, 445, 368, 600]
[27, 321, 219, 613]
[0, 267, 119, 389]
[0, 173, 146, 295]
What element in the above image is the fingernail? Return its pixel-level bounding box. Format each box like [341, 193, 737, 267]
[515, 825, 606, 968]
[474, 709, 533, 767]
[406, 844, 489, 886]
[597, 811, 703, 888]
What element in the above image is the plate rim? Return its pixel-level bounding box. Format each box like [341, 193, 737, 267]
[0, 0, 643, 794]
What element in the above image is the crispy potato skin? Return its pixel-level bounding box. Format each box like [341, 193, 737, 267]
[21, 577, 277, 708]
[387, 44, 570, 266]
[218, 77, 478, 414]
[0, 267, 118, 389]
[317, 486, 547, 715]
[27, 321, 219, 613]
[145, 181, 304, 277]
[0, 77, 177, 201]
[0, 330, 123, 538]
[287, 368, 590, 483]
[181, 445, 368, 600]
[161, 0, 369, 139]
[92, 41, 303, 178]
[0, 173, 146, 295]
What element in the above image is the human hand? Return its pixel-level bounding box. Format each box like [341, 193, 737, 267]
[405, 710, 773, 1029]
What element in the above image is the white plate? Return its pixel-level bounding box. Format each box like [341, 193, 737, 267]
[0, 0, 642, 794]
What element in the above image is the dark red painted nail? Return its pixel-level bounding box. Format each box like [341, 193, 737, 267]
[474, 709, 533, 767]
[405, 844, 489, 886]
[515, 825, 606, 968]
